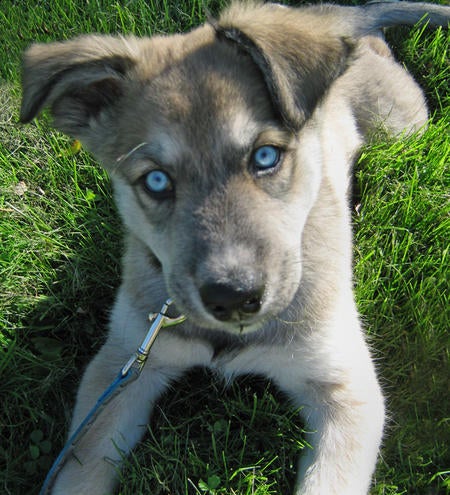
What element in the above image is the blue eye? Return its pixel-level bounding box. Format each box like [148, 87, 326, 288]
[252, 145, 281, 172]
[142, 170, 174, 198]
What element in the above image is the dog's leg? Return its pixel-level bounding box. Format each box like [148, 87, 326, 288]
[284, 330, 384, 495]
[50, 283, 211, 495]
[225, 312, 384, 495]
[291, 370, 385, 495]
[334, 35, 429, 139]
[50, 339, 178, 495]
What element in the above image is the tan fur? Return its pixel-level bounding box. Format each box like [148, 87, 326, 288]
[20, 2, 449, 494]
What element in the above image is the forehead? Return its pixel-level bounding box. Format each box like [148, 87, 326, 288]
[125, 38, 277, 158]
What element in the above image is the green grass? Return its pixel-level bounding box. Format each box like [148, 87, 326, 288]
[0, 1, 448, 494]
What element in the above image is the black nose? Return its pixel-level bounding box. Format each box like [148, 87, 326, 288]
[200, 283, 264, 322]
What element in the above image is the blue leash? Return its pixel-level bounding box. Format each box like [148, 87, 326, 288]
[39, 299, 186, 495]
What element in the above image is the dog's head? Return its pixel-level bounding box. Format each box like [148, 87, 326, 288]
[20, 3, 352, 333]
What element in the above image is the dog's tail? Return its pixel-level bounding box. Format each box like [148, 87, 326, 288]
[340, 1, 450, 36]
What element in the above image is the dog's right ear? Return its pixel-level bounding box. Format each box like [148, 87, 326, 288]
[20, 35, 137, 137]
[217, 3, 353, 130]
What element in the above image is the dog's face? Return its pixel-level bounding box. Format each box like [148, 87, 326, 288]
[20, 4, 350, 334]
[111, 43, 327, 333]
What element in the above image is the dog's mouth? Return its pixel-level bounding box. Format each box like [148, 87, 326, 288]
[199, 309, 268, 335]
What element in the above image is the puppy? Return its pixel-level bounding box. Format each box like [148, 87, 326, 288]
[20, 2, 450, 494]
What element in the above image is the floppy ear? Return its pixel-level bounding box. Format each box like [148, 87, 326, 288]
[20, 35, 137, 136]
[217, 3, 353, 129]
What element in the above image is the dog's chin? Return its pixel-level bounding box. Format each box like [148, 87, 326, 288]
[194, 313, 268, 336]
[205, 314, 267, 335]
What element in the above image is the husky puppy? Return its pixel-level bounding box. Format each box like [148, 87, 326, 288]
[20, 2, 449, 494]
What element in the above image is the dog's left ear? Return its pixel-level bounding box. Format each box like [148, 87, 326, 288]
[217, 3, 353, 129]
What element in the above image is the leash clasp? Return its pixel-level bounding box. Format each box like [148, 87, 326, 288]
[121, 298, 186, 377]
